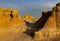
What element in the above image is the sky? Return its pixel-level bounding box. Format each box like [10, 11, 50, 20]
[0, 0, 60, 18]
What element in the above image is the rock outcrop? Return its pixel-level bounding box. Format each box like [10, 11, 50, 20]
[34, 3, 60, 41]
[0, 8, 27, 41]
[23, 14, 38, 23]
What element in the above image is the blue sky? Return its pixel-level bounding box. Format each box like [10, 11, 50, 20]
[0, 0, 60, 18]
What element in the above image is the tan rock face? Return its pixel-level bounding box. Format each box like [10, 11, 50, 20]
[0, 8, 26, 33]
[55, 3, 60, 29]
[34, 3, 60, 40]
[0, 8, 28, 41]
[23, 14, 38, 23]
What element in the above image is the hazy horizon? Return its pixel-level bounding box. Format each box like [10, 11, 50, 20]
[0, 0, 60, 18]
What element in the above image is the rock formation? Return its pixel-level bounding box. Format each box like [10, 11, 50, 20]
[34, 3, 60, 41]
[1, 3, 60, 41]
[23, 14, 38, 23]
[0, 8, 27, 41]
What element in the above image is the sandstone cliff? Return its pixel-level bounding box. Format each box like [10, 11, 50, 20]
[34, 3, 60, 41]
[0, 8, 26, 37]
